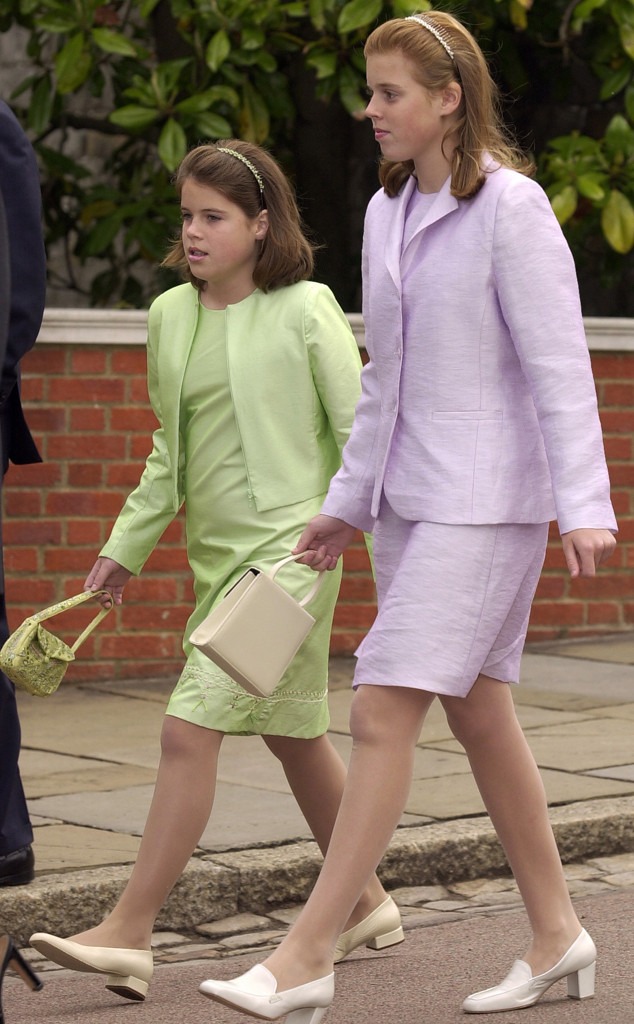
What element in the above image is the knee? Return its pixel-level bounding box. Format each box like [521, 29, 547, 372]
[444, 700, 495, 748]
[159, 715, 218, 763]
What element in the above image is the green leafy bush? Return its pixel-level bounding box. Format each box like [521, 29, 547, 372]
[0, 0, 631, 309]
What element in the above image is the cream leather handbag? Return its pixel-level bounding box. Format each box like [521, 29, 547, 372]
[189, 554, 325, 697]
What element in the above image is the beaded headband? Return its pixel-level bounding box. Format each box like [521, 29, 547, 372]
[216, 147, 265, 197]
[406, 14, 455, 61]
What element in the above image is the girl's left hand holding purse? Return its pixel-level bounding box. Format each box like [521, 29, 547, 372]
[84, 557, 133, 607]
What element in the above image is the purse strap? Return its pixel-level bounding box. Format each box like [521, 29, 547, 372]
[29, 590, 112, 652]
[268, 554, 327, 608]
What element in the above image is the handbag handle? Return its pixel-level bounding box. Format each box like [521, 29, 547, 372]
[268, 554, 327, 608]
[29, 590, 112, 653]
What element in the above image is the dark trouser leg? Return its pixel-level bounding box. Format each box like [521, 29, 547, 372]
[0, 586, 32, 856]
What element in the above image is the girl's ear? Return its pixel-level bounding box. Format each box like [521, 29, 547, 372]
[255, 209, 269, 240]
[440, 82, 462, 116]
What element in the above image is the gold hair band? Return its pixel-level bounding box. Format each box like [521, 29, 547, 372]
[406, 14, 455, 61]
[216, 147, 265, 195]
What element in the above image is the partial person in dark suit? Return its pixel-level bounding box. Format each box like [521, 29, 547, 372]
[0, 100, 46, 887]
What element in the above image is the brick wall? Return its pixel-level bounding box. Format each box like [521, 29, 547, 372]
[4, 330, 634, 682]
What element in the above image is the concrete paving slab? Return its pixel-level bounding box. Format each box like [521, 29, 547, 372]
[508, 702, 593, 729]
[586, 764, 634, 781]
[21, 748, 157, 797]
[405, 767, 634, 820]
[32, 823, 141, 871]
[534, 633, 634, 663]
[520, 651, 634, 701]
[428, 715, 634, 771]
[513, 687, 623, 711]
[18, 687, 164, 766]
[593, 701, 634, 720]
[89, 678, 177, 702]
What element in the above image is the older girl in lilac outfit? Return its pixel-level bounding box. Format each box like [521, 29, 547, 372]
[201, 13, 617, 1021]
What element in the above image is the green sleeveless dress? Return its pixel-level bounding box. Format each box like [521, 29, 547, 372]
[165, 305, 342, 738]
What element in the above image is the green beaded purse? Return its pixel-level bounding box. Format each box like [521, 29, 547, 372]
[0, 591, 112, 696]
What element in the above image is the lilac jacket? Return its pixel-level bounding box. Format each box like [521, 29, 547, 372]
[323, 167, 617, 536]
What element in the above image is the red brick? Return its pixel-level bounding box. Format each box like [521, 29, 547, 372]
[70, 408, 107, 431]
[125, 578, 180, 602]
[533, 576, 567, 599]
[607, 466, 634, 487]
[611, 492, 631, 515]
[144, 549, 189, 571]
[129, 437, 154, 459]
[528, 602, 585, 626]
[21, 378, 45, 401]
[43, 548, 97, 572]
[106, 463, 145, 487]
[591, 354, 634, 378]
[330, 631, 364, 655]
[4, 491, 42, 516]
[48, 378, 126, 403]
[342, 547, 373, 572]
[70, 349, 108, 374]
[22, 345, 67, 374]
[46, 491, 124, 516]
[112, 349, 148, 374]
[101, 634, 177, 658]
[599, 410, 634, 434]
[4, 520, 62, 544]
[338, 577, 377, 602]
[604, 436, 632, 460]
[48, 435, 126, 460]
[26, 408, 67, 432]
[109, 407, 157, 432]
[67, 464, 105, 487]
[66, 520, 104, 545]
[3, 548, 39, 572]
[129, 376, 151, 401]
[602, 382, 634, 406]
[332, 603, 377, 628]
[5, 579, 57, 604]
[587, 601, 622, 624]
[124, 607, 189, 631]
[6, 463, 62, 487]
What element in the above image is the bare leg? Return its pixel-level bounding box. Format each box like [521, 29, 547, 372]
[441, 675, 582, 975]
[69, 716, 224, 950]
[263, 732, 388, 928]
[263, 684, 435, 990]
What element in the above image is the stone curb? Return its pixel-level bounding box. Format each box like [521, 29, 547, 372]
[4, 795, 634, 947]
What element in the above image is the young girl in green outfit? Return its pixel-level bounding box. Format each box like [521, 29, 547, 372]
[30, 140, 402, 999]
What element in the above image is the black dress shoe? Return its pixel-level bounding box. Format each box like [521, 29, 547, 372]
[0, 845, 34, 887]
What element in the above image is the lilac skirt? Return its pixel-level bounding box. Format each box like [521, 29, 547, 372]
[354, 503, 549, 698]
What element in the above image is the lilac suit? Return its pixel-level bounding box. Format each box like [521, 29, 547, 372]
[323, 167, 617, 537]
[321, 166, 616, 695]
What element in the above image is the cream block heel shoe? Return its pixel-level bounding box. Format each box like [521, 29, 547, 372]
[200, 964, 334, 1022]
[30, 933, 153, 1001]
[334, 895, 404, 962]
[462, 929, 597, 1013]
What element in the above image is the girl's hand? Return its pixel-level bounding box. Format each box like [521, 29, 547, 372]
[561, 528, 616, 578]
[293, 514, 358, 572]
[84, 557, 132, 606]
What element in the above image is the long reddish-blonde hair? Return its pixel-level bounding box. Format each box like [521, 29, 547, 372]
[365, 11, 533, 198]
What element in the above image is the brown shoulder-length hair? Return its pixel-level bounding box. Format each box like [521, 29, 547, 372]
[162, 139, 314, 291]
[364, 11, 534, 199]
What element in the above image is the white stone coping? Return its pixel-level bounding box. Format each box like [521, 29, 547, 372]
[36, 308, 634, 351]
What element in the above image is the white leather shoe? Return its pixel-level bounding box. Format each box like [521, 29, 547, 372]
[199, 963, 334, 1022]
[462, 929, 597, 1013]
[30, 932, 153, 1001]
[334, 895, 404, 962]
